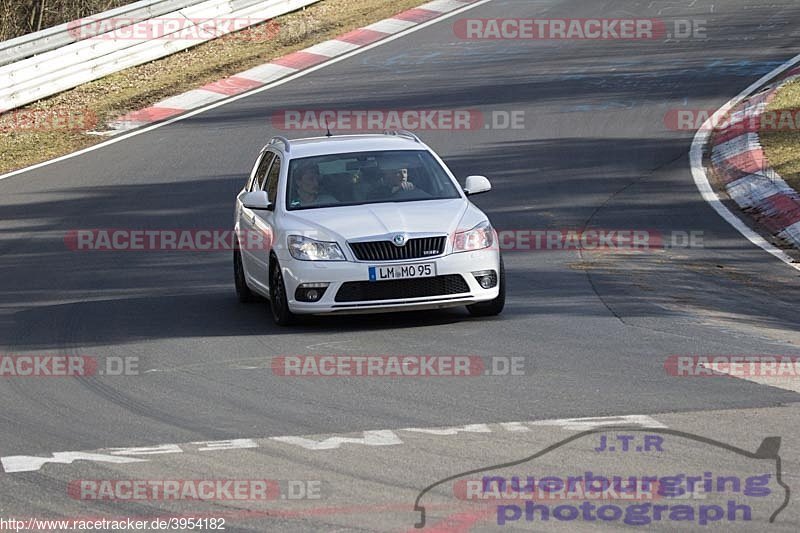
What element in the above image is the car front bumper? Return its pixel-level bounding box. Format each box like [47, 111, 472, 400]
[279, 248, 500, 315]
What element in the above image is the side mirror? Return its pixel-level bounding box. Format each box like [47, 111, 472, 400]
[464, 175, 491, 196]
[242, 190, 272, 210]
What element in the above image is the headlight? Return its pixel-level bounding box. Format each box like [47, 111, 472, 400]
[453, 221, 495, 252]
[288, 235, 346, 261]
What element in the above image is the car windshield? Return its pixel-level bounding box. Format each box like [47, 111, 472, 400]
[285, 150, 462, 210]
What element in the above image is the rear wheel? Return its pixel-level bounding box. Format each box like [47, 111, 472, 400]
[467, 256, 505, 317]
[270, 259, 297, 326]
[233, 249, 256, 303]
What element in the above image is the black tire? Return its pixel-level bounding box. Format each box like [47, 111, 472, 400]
[467, 255, 505, 317]
[269, 259, 297, 326]
[233, 249, 256, 303]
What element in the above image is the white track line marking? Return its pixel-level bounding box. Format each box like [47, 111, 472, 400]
[1, 414, 665, 473]
[529, 414, 667, 431]
[699, 362, 800, 393]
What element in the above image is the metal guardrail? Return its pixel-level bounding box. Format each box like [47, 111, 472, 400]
[0, 0, 320, 112]
[0, 0, 206, 67]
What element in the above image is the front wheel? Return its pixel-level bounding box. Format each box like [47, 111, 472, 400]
[234, 249, 256, 303]
[467, 256, 505, 317]
[270, 261, 297, 326]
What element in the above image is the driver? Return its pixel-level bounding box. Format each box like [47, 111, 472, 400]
[383, 167, 415, 195]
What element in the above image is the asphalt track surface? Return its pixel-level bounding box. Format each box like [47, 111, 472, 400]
[2, 0, 800, 530]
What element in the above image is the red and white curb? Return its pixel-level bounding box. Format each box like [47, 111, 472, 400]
[102, 0, 478, 134]
[705, 67, 800, 251]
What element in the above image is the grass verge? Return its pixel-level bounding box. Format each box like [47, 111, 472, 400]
[760, 79, 800, 192]
[0, 0, 430, 174]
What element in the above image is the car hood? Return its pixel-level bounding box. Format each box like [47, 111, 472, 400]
[281, 199, 484, 242]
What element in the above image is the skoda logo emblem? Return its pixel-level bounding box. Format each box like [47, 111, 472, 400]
[392, 233, 408, 247]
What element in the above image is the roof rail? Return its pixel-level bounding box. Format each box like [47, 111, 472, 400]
[269, 136, 291, 153]
[385, 130, 421, 143]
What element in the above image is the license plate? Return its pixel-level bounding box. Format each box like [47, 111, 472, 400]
[368, 263, 436, 281]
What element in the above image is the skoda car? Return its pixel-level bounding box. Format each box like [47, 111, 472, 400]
[233, 131, 504, 325]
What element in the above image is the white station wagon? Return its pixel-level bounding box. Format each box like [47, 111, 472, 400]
[233, 131, 504, 325]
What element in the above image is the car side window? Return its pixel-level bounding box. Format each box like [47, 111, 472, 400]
[251, 152, 275, 192]
[245, 162, 257, 191]
[264, 155, 282, 204]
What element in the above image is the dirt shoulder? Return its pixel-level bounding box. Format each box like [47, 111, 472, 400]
[0, 0, 430, 174]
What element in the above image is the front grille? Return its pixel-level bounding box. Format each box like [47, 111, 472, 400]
[349, 236, 446, 261]
[335, 274, 470, 302]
